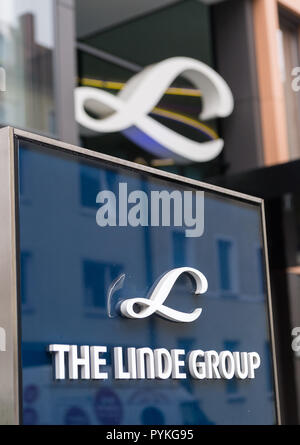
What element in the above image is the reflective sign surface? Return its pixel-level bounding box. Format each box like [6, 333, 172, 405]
[16, 138, 277, 425]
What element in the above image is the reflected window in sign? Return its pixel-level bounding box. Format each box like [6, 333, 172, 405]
[217, 238, 236, 294]
[16, 138, 278, 425]
[83, 260, 122, 311]
[224, 340, 240, 395]
[20, 251, 32, 308]
[80, 164, 101, 208]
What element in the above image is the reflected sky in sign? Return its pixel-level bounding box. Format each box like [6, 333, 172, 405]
[17, 139, 277, 425]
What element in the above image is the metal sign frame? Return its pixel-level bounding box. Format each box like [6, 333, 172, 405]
[0, 126, 281, 424]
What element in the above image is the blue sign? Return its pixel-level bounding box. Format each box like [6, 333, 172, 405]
[16, 137, 277, 425]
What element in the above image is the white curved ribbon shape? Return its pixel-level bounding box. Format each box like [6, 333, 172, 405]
[75, 57, 234, 163]
[120, 267, 208, 323]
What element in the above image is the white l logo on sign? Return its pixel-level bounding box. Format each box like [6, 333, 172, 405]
[75, 57, 234, 163]
[120, 267, 208, 323]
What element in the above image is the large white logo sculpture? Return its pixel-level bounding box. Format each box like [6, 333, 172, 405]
[120, 267, 208, 323]
[75, 57, 234, 162]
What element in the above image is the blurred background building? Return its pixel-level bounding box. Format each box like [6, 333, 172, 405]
[1, 0, 300, 424]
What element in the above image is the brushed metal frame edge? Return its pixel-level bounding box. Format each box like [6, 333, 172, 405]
[0, 127, 19, 424]
[7, 126, 281, 424]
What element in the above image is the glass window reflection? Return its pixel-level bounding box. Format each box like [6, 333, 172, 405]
[0, 0, 56, 135]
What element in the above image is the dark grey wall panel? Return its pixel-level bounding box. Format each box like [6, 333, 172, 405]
[76, 0, 182, 38]
[212, 0, 264, 175]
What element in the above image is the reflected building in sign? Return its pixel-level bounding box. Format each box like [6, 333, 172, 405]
[17, 138, 276, 425]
